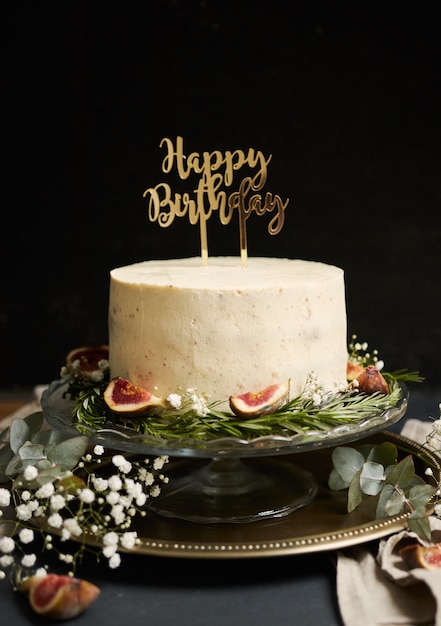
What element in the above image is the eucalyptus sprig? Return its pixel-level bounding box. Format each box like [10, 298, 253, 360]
[329, 441, 440, 540]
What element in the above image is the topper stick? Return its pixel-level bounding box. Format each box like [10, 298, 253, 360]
[200, 218, 209, 266]
[239, 218, 248, 268]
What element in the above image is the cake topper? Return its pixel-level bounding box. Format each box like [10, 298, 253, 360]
[143, 136, 289, 266]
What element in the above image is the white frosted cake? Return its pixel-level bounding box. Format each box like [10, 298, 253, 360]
[108, 256, 347, 404]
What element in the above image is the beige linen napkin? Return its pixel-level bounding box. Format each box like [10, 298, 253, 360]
[337, 419, 441, 626]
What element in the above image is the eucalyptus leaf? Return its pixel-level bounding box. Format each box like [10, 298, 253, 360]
[19, 442, 46, 462]
[328, 467, 348, 490]
[331, 446, 365, 485]
[23, 411, 45, 434]
[5, 454, 24, 477]
[0, 426, 10, 443]
[376, 483, 395, 518]
[384, 455, 415, 489]
[46, 436, 89, 471]
[9, 419, 31, 454]
[34, 428, 69, 448]
[407, 514, 432, 541]
[347, 469, 364, 512]
[384, 490, 406, 516]
[365, 442, 397, 467]
[359, 461, 385, 496]
[407, 483, 437, 510]
[0, 444, 14, 482]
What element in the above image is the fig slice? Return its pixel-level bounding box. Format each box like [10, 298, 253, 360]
[399, 542, 441, 570]
[355, 365, 389, 395]
[229, 380, 290, 419]
[104, 376, 164, 415]
[20, 573, 100, 620]
[66, 345, 109, 375]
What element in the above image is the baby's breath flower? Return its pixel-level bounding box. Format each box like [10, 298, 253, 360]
[153, 456, 169, 471]
[112, 455, 132, 474]
[62, 517, 82, 538]
[0, 488, 11, 507]
[47, 512, 63, 529]
[94, 444, 105, 456]
[16, 503, 33, 522]
[108, 553, 121, 569]
[0, 537, 15, 554]
[23, 465, 39, 481]
[167, 393, 182, 409]
[0, 555, 14, 568]
[92, 476, 109, 492]
[18, 528, 34, 544]
[50, 493, 67, 512]
[108, 475, 123, 492]
[120, 531, 137, 550]
[35, 482, 55, 499]
[102, 532, 119, 547]
[21, 554, 37, 568]
[79, 488, 95, 504]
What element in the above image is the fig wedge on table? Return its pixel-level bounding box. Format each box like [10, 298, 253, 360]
[20, 573, 100, 620]
[399, 542, 441, 570]
[104, 376, 164, 415]
[229, 380, 290, 418]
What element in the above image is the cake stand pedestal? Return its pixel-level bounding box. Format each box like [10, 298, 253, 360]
[146, 456, 317, 523]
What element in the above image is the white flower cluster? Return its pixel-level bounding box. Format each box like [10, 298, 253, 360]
[167, 387, 209, 417]
[301, 373, 347, 407]
[60, 357, 110, 383]
[347, 334, 385, 371]
[425, 403, 441, 518]
[0, 445, 169, 580]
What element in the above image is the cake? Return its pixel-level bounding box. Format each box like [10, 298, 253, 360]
[108, 256, 348, 406]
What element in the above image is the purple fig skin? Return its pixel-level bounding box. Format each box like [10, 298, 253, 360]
[355, 365, 389, 395]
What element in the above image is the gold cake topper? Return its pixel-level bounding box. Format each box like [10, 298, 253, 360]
[143, 136, 289, 266]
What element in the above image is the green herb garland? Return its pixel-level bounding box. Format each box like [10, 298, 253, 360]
[65, 369, 422, 442]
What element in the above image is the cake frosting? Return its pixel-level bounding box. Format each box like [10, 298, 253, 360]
[108, 256, 348, 405]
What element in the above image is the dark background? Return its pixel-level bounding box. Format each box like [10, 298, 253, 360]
[2, 0, 440, 392]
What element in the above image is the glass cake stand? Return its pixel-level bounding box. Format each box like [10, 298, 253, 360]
[41, 380, 409, 524]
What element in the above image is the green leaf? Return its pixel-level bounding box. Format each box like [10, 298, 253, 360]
[365, 442, 397, 467]
[359, 461, 385, 496]
[9, 419, 31, 453]
[0, 426, 10, 443]
[23, 411, 45, 435]
[385, 455, 415, 489]
[376, 483, 395, 518]
[331, 446, 365, 485]
[407, 509, 432, 540]
[407, 484, 437, 510]
[34, 428, 70, 448]
[19, 442, 46, 462]
[47, 436, 89, 471]
[347, 469, 364, 512]
[328, 467, 348, 490]
[0, 445, 14, 482]
[384, 489, 406, 516]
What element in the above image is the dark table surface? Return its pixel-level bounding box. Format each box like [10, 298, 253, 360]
[0, 388, 440, 626]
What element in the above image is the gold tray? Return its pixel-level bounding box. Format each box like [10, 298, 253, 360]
[33, 430, 440, 558]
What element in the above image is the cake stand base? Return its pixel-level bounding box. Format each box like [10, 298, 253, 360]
[146, 456, 318, 523]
